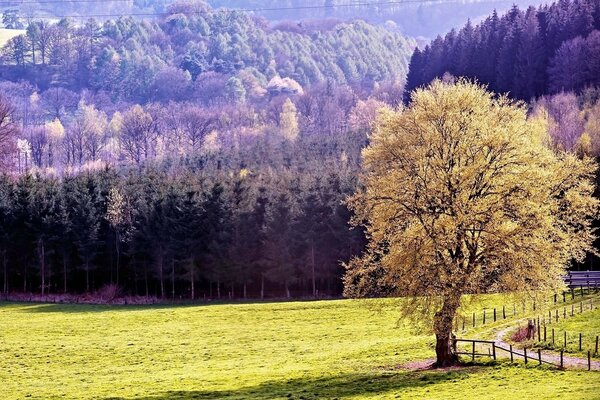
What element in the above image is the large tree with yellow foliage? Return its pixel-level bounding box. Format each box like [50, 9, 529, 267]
[344, 80, 599, 367]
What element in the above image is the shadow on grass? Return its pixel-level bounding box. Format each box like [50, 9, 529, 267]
[104, 368, 481, 400]
[4, 297, 349, 314]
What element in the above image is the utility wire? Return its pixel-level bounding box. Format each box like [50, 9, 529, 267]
[4, 0, 514, 19]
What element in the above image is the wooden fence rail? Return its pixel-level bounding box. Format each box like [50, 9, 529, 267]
[452, 338, 596, 370]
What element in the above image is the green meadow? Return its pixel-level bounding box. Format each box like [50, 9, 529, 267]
[0, 298, 598, 400]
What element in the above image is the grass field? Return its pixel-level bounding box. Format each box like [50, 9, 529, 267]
[0, 28, 24, 47]
[0, 298, 599, 400]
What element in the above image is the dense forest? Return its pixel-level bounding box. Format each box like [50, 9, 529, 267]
[405, 0, 600, 100]
[0, 0, 600, 300]
[0, 1, 414, 98]
[0, 0, 550, 38]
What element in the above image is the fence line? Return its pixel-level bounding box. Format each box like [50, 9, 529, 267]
[452, 338, 597, 370]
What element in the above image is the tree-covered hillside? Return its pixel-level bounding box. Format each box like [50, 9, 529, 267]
[0, 2, 415, 102]
[405, 0, 600, 101]
[1, 0, 552, 38]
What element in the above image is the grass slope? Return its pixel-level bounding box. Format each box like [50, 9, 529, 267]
[0, 298, 598, 400]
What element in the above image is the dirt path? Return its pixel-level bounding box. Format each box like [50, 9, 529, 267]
[494, 326, 600, 370]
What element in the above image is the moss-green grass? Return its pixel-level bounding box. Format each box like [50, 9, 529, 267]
[0, 28, 24, 47]
[534, 302, 600, 357]
[0, 298, 598, 400]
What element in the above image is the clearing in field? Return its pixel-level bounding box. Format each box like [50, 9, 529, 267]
[1, 296, 598, 400]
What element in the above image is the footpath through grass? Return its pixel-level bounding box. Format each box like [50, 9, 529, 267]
[0, 298, 598, 400]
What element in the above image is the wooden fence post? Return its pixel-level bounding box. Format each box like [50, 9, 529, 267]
[510, 344, 514, 363]
[483, 310, 486, 324]
[588, 351, 591, 371]
[554, 293, 557, 303]
[494, 308, 497, 322]
[579, 333, 582, 351]
[538, 349, 542, 365]
[596, 336, 599, 355]
[564, 331, 567, 348]
[472, 341, 475, 362]
[562, 291, 566, 303]
[524, 348, 528, 364]
[503, 305, 506, 319]
[560, 350, 564, 369]
[544, 325, 547, 342]
[552, 328, 555, 345]
[473, 312, 475, 328]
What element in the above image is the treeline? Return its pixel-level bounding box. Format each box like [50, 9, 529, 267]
[0, 78, 390, 174]
[206, 0, 549, 38]
[0, 164, 364, 299]
[405, 0, 600, 101]
[0, 1, 414, 102]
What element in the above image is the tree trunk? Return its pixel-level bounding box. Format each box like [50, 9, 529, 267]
[115, 232, 120, 286]
[260, 275, 264, 300]
[159, 255, 164, 299]
[2, 250, 7, 294]
[63, 252, 67, 294]
[433, 294, 461, 367]
[171, 259, 175, 299]
[311, 243, 316, 297]
[38, 239, 45, 296]
[190, 262, 195, 300]
[85, 260, 90, 293]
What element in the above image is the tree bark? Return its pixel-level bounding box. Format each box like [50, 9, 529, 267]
[433, 294, 461, 367]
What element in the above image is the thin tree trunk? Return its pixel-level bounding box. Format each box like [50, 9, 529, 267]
[433, 294, 461, 367]
[38, 239, 45, 296]
[171, 258, 175, 299]
[85, 260, 90, 293]
[144, 264, 149, 297]
[115, 231, 120, 286]
[63, 252, 67, 294]
[159, 254, 164, 299]
[260, 274, 264, 300]
[311, 242, 316, 297]
[190, 260, 195, 300]
[2, 250, 7, 294]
